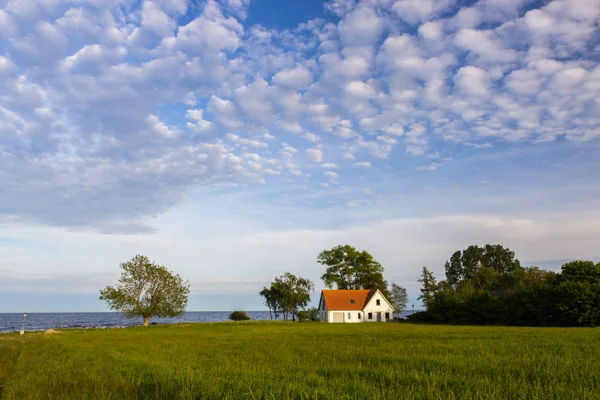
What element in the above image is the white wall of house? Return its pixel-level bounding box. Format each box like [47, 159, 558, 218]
[362, 291, 394, 322]
[326, 310, 364, 323]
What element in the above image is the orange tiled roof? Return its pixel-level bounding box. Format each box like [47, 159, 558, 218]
[321, 289, 377, 311]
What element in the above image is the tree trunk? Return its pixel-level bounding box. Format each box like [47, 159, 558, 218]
[143, 317, 149, 326]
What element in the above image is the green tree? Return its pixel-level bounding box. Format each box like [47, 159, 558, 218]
[99, 255, 190, 326]
[556, 261, 600, 326]
[417, 266, 438, 309]
[389, 283, 408, 318]
[444, 245, 521, 290]
[318, 245, 387, 294]
[259, 286, 278, 320]
[270, 272, 314, 321]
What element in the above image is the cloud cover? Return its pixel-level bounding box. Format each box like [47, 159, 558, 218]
[0, 0, 598, 231]
[0, 0, 600, 310]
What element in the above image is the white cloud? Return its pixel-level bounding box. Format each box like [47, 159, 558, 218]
[226, 133, 268, 148]
[338, 6, 384, 46]
[0, 10, 16, 38]
[324, 171, 339, 181]
[454, 28, 518, 63]
[344, 80, 378, 99]
[223, 0, 252, 20]
[448, 7, 481, 29]
[418, 162, 440, 171]
[307, 148, 324, 163]
[186, 109, 216, 134]
[454, 66, 490, 98]
[235, 78, 275, 123]
[418, 20, 444, 41]
[303, 132, 321, 143]
[393, 0, 456, 25]
[207, 95, 243, 129]
[354, 161, 372, 167]
[0, 56, 17, 74]
[320, 163, 338, 169]
[406, 123, 427, 155]
[171, 0, 243, 54]
[325, 0, 357, 16]
[272, 64, 313, 90]
[148, 114, 179, 138]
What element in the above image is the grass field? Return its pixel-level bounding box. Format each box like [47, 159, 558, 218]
[1, 322, 599, 399]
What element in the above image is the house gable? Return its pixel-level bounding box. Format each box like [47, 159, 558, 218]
[362, 289, 395, 311]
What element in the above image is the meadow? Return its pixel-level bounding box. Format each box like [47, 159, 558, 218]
[1, 322, 599, 399]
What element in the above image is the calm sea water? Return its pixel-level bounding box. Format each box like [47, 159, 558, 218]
[0, 310, 416, 333]
[0, 312, 274, 333]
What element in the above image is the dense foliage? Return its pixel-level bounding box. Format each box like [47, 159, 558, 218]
[259, 272, 314, 321]
[318, 244, 388, 295]
[297, 307, 319, 322]
[229, 311, 250, 321]
[99, 255, 190, 326]
[412, 245, 600, 327]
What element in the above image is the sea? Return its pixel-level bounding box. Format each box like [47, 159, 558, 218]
[0, 310, 417, 333]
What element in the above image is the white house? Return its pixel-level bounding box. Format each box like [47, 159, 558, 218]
[318, 289, 395, 323]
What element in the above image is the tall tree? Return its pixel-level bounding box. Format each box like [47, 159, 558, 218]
[274, 272, 314, 322]
[259, 287, 275, 320]
[445, 245, 521, 289]
[417, 266, 438, 309]
[259, 284, 284, 320]
[388, 283, 408, 318]
[99, 255, 190, 326]
[317, 244, 387, 293]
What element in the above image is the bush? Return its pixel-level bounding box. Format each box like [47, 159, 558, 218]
[406, 311, 434, 323]
[229, 311, 250, 321]
[298, 307, 320, 322]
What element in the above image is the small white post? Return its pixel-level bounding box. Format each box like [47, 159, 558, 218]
[20, 312, 27, 336]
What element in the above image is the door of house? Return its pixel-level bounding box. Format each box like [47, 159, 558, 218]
[332, 312, 344, 323]
[376, 312, 382, 322]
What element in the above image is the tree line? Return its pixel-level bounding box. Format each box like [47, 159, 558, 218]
[259, 244, 408, 321]
[411, 244, 600, 327]
[96, 247, 412, 325]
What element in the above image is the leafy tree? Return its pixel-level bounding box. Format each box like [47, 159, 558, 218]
[262, 273, 314, 321]
[445, 245, 521, 290]
[259, 286, 280, 320]
[417, 243, 600, 327]
[417, 266, 438, 309]
[388, 283, 408, 317]
[318, 245, 387, 294]
[99, 255, 190, 326]
[556, 261, 600, 326]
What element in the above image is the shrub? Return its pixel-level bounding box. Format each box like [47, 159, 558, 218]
[229, 311, 250, 321]
[406, 311, 434, 323]
[298, 307, 320, 322]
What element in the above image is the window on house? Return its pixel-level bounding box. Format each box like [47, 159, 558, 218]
[376, 299, 381, 306]
[350, 298, 356, 304]
[358, 313, 361, 319]
[348, 312, 351, 320]
[385, 312, 390, 320]
[368, 312, 373, 320]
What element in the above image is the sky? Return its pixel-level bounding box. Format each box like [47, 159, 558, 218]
[0, 0, 599, 312]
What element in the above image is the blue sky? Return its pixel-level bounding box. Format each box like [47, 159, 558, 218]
[1, 0, 599, 312]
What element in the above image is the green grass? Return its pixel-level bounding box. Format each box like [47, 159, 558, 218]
[1, 322, 599, 399]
